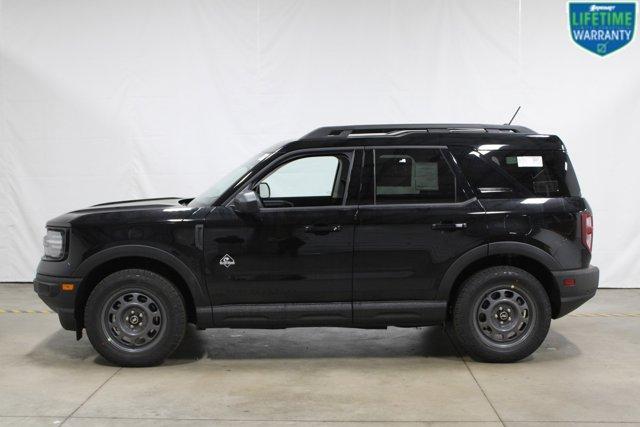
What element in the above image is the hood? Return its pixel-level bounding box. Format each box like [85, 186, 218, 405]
[46, 197, 200, 227]
[85, 197, 185, 211]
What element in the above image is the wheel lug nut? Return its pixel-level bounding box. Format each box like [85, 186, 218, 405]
[507, 308, 511, 313]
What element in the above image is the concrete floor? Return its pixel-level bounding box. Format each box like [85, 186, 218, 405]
[0, 285, 639, 427]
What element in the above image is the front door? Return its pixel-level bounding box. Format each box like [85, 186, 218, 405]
[353, 146, 487, 325]
[204, 148, 361, 327]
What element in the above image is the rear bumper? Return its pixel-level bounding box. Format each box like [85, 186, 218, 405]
[552, 265, 599, 318]
[33, 274, 82, 331]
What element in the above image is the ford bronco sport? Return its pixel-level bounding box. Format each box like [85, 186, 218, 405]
[34, 124, 599, 366]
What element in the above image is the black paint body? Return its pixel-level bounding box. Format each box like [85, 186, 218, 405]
[34, 125, 599, 334]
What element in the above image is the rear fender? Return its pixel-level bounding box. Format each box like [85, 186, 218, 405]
[437, 242, 561, 300]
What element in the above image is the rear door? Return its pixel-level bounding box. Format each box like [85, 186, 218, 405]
[352, 146, 487, 325]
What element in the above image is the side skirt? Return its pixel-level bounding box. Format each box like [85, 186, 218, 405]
[354, 300, 447, 327]
[207, 301, 447, 329]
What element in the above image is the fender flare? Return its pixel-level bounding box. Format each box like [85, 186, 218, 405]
[436, 242, 560, 300]
[74, 245, 208, 305]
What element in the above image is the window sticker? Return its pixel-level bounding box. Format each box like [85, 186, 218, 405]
[415, 162, 438, 190]
[517, 156, 543, 168]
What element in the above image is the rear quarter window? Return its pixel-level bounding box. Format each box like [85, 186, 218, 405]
[452, 148, 581, 198]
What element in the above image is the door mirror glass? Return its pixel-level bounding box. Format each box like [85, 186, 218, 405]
[258, 182, 271, 199]
[232, 191, 260, 214]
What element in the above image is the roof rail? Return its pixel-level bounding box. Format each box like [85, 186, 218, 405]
[301, 124, 536, 140]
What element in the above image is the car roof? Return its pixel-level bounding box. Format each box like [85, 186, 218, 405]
[279, 124, 565, 151]
[301, 123, 536, 139]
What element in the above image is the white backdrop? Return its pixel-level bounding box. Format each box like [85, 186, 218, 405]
[1, 0, 638, 285]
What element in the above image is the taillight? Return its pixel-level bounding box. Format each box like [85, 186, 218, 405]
[581, 211, 593, 252]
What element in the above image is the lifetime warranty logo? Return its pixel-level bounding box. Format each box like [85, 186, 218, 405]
[569, 2, 636, 56]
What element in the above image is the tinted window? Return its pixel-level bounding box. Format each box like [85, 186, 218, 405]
[374, 149, 457, 204]
[452, 150, 518, 199]
[453, 148, 581, 198]
[258, 154, 350, 207]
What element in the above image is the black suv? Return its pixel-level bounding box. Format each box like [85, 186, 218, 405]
[34, 124, 599, 366]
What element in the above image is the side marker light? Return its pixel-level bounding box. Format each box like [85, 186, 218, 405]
[61, 283, 75, 292]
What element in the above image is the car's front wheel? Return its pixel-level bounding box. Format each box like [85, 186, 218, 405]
[451, 266, 551, 363]
[85, 269, 187, 367]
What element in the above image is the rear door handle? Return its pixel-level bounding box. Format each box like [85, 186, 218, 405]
[304, 224, 342, 235]
[431, 222, 467, 231]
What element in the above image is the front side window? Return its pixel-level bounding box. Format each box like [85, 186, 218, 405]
[374, 148, 457, 204]
[258, 154, 350, 208]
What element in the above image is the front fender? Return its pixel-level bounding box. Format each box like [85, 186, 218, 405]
[74, 244, 208, 306]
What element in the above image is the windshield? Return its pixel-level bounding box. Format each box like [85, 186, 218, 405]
[189, 146, 280, 206]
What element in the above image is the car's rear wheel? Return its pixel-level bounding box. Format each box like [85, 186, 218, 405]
[85, 269, 186, 367]
[451, 266, 551, 362]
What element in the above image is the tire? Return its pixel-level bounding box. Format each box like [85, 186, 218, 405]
[451, 266, 551, 363]
[85, 269, 187, 367]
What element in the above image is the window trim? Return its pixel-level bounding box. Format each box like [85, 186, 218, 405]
[223, 147, 357, 211]
[371, 146, 460, 206]
[356, 197, 478, 210]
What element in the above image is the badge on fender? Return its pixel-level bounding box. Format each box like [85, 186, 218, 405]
[219, 254, 235, 268]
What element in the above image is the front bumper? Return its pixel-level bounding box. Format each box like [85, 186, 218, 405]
[552, 265, 599, 318]
[33, 274, 82, 331]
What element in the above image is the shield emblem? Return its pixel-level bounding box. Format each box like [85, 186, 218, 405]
[569, 2, 636, 56]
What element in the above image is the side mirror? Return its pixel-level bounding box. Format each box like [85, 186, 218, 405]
[232, 190, 260, 214]
[258, 182, 271, 199]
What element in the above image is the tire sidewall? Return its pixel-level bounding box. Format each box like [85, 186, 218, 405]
[85, 269, 186, 367]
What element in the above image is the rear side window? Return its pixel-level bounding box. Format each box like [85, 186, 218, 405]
[453, 148, 581, 198]
[374, 148, 457, 204]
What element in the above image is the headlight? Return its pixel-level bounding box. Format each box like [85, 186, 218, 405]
[43, 229, 66, 260]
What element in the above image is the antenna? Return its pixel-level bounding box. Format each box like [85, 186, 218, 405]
[506, 106, 521, 125]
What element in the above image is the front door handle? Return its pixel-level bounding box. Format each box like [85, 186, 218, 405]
[431, 222, 467, 231]
[304, 224, 342, 235]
